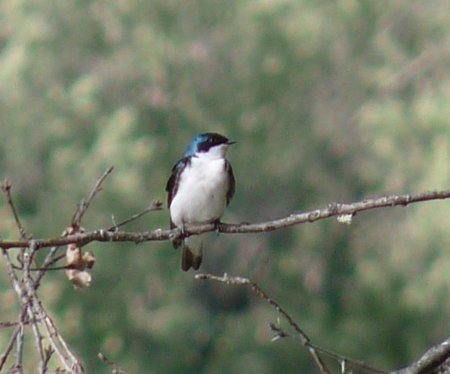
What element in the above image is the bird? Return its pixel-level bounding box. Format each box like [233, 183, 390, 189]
[166, 133, 236, 271]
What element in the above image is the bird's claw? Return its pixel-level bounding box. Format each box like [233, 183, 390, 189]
[214, 220, 224, 232]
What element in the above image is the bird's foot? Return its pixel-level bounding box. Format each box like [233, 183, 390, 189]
[172, 224, 188, 248]
[180, 224, 188, 239]
[213, 219, 224, 233]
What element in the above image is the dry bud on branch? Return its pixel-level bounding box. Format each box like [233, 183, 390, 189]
[65, 227, 96, 289]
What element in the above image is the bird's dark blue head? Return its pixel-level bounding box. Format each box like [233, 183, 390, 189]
[183, 133, 235, 157]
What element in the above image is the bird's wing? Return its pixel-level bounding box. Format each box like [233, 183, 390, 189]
[225, 160, 235, 206]
[166, 157, 190, 229]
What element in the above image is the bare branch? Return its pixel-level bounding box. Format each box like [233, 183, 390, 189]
[71, 166, 114, 227]
[0, 309, 27, 372]
[268, 323, 388, 374]
[23, 244, 84, 372]
[1, 241, 84, 373]
[393, 337, 450, 374]
[195, 273, 331, 374]
[1, 189, 449, 251]
[1, 180, 26, 239]
[107, 200, 163, 231]
[0, 326, 20, 371]
[34, 248, 65, 287]
[15, 324, 24, 374]
[196, 273, 393, 374]
[0, 249, 27, 372]
[23, 243, 46, 374]
[34, 167, 116, 287]
[0, 321, 20, 329]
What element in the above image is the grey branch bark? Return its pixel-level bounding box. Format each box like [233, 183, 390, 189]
[0, 189, 449, 251]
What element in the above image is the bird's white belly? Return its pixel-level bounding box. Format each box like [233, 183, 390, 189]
[170, 158, 228, 226]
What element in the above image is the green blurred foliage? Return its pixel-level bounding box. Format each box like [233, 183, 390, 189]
[1, 0, 450, 372]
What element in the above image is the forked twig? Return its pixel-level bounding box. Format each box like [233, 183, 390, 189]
[196, 273, 391, 374]
[24, 244, 84, 372]
[35, 167, 117, 283]
[196, 273, 331, 374]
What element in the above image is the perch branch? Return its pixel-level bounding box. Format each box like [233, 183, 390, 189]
[1, 189, 450, 250]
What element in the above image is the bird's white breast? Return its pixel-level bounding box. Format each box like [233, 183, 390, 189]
[169, 154, 229, 226]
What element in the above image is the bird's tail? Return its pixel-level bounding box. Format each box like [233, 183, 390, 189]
[181, 235, 203, 271]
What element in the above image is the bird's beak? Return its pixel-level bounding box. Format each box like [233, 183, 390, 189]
[227, 140, 236, 145]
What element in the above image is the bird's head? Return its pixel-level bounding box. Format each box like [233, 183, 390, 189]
[183, 133, 235, 159]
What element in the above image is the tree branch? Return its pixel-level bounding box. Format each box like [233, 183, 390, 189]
[195, 273, 390, 374]
[0, 189, 449, 250]
[195, 273, 450, 374]
[393, 337, 450, 374]
[195, 273, 332, 374]
[1, 180, 26, 239]
[71, 166, 114, 227]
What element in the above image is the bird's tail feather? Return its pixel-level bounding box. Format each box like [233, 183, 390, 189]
[181, 236, 203, 271]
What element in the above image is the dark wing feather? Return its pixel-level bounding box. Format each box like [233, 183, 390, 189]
[225, 161, 235, 206]
[166, 158, 190, 229]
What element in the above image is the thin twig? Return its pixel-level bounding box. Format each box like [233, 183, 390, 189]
[15, 324, 24, 374]
[0, 321, 20, 328]
[34, 249, 65, 287]
[36, 167, 116, 284]
[269, 324, 388, 374]
[23, 243, 83, 372]
[0, 308, 27, 372]
[107, 200, 163, 231]
[71, 166, 114, 227]
[43, 346, 54, 373]
[98, 352, 130, 374]
[0, 326, 20, 371]
[1, 180, 26, 239]
[1, 249, 25, 309]
[13, 260, 70, 272]
[23, 243, 46, 374]
[196, 273, 393, 374]
[0, 249, 26, 372]
[24, 276, 79, 372]
[195, 273, 330, 374]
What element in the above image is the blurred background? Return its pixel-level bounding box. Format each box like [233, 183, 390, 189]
[1, 0, 450, 372]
